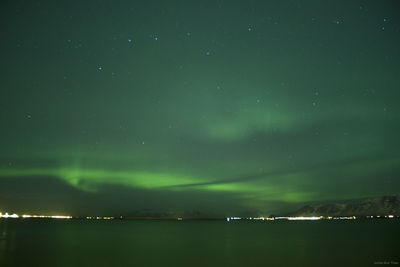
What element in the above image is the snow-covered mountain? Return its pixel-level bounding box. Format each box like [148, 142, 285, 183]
[288, 195, 400, 217]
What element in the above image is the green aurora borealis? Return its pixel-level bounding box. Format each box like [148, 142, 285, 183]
[1, 1, 400, 216]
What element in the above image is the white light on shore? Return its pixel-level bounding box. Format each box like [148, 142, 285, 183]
[287, 216, 322, 221]
[0, 213, 19, 219]
[0, 212, 71, 219]
[51, 215, 72, 219]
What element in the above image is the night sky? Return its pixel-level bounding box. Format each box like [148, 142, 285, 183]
[1, 0, 399, 216]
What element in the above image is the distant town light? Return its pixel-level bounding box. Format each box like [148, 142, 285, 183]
[287, 216, 322, 221]
[0, 212, 19, 219]
[51, 215, 72, 219]
[1, 212, 70, 219]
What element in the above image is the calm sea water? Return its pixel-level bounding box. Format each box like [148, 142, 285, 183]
[0, 219, 398, 266]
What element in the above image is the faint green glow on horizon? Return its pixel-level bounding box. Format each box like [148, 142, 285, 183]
[0, 166, 322, 203]
[0, 168, 198, 192]
[2, 163, 392, 205]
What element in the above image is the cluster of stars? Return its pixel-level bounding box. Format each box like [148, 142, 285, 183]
[382, 18, 388, 31]
[88, 13, 390, 74]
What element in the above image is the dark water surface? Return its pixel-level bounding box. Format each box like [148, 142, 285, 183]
[0, 219, 398, 266]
